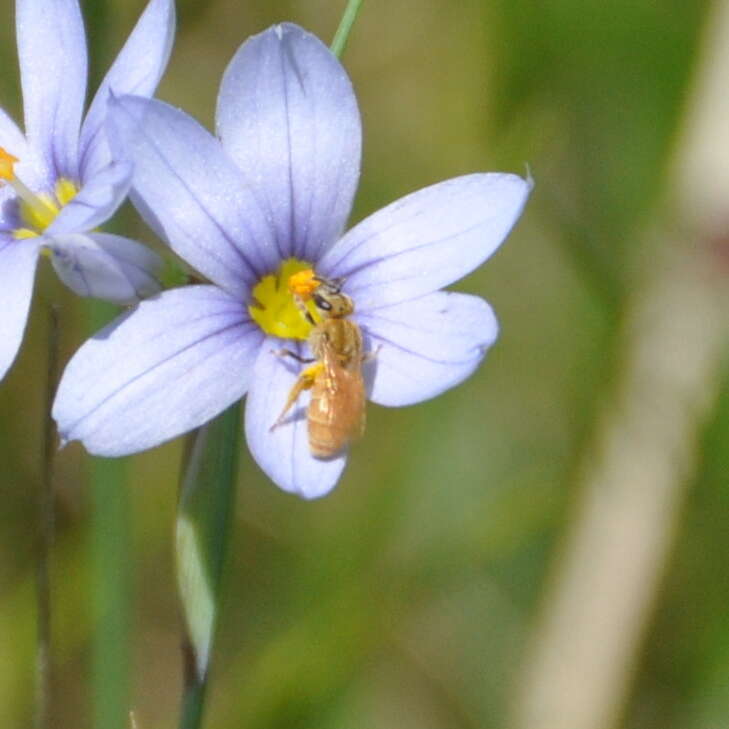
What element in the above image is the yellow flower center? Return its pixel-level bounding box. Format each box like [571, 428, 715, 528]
[0, 146, 78, 240]
[249, 259, 320, 340]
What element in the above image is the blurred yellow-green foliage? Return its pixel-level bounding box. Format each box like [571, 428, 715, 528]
[0, 0, 727, 728]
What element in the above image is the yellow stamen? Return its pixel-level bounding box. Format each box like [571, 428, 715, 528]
[1, 146, 81, 238]
[18, 192, 60, 233]
[0, 147, 19, 181]
[249, 259, 320, 340]
[55, 178, 78, 207]
[14, 228, 38, 240]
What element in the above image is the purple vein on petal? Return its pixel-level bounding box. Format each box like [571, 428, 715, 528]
[114, 99, 263, 284]
[62, 315, 258, 436]
[359, 323, 483, 367]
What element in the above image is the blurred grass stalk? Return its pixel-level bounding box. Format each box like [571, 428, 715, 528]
[35, 305, 59, 729]
[509, 4, 729, 728]
[81, 3, 132, 728]
[176, 404, 241, 729]
[330, 0, 364, 58]
[88, 302, 131, 729]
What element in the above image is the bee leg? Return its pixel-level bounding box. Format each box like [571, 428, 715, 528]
[292, 293, 316, 326]
[361, 344, 383, 363]
[270, 363, 324, 431]
[271, 348, 315, 364]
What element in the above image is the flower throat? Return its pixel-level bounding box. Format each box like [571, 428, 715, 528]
[0, 146, 78, 239]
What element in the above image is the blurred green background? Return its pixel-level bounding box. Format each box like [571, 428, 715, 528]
[0, 0, 727, 727]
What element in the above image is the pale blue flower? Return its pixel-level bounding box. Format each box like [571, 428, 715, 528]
[0, 0, 175, 381]
[53, 23, 531, 498]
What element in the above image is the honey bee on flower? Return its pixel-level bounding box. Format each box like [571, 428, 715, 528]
[53, 23, 531, 498]
[271, 271, 367, 458]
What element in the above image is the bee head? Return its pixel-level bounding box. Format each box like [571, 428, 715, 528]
[312, 278, 354, 318]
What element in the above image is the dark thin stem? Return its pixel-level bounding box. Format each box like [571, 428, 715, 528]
[330, 0, 364, 58]
[179, 640, 206, 729]
[36, 304, 59, 729]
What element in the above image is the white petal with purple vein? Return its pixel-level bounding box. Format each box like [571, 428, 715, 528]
[53, 285, 263, 456]
[245, 339, 347, 498]
[357, 291, 499, 407]
[47, 232, 161, 304]
[79, 0, 176, 182]
[217, 23, 361, 262]
[0, 107, 50, 222]
[17, 0, 87, 180]
[108, 95, 278, 297]
[320, 173, 532, 310]
[46, 161, 132, 236]
[0, 236, 41, 381]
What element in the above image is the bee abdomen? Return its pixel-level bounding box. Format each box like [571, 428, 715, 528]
[308, 408, 349, 458]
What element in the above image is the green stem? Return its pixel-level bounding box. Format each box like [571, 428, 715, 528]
[330, 0, 364, 58]
[179, 672, 206, 729]
[88, 302, 131, 729]
[35, 304, 59, 729]
[177, 403, 241, 729]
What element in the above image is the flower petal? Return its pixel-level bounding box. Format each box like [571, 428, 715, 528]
[357, 291, 499, 407]
[17, 0, 87, 181]
[107, 95, 278, 297]
[320, 173, 532, 310]
[0, 109, 26, 231]
[46, 161, 132, 235]
[0, 236, 41, 382]
[79, 0, 176, 182]
[53, 286, 263, 456]
[0, 107, 29, 162]
[216, 23, 361, 262]
[0, 109, 50, 231]
[244, 338, 346, 499]
[46, 232, 161, 304]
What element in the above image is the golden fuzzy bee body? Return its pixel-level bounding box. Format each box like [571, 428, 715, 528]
[272, 274, 367, 458]
[307, 317, 366, 457]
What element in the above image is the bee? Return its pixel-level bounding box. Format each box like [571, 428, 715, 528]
[271, 274, 367, 458]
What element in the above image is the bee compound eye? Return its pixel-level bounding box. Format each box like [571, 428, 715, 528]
[314, 294, 332, 311]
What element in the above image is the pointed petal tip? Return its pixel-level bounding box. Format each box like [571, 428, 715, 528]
[322, 171, 531, 309]
[524, 163, 535, 189]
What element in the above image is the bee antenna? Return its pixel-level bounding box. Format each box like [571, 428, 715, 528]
[312, 275, 346, 294]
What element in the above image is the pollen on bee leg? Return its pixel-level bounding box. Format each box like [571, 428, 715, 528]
[288, 268, 319, 300]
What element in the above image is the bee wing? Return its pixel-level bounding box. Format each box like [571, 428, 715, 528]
[308, 346, 366, 456]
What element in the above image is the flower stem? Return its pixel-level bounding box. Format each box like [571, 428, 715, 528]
[88, 302, 131, 729]
[330, 0, 364, 58]
[176, 403, 241, 729]
[35, 304, 59, 729]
